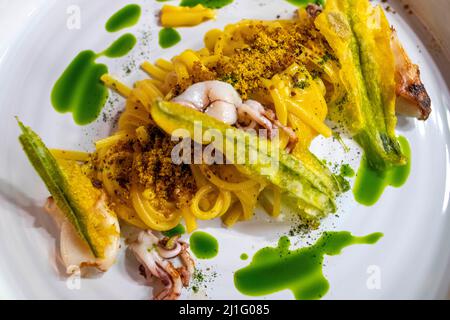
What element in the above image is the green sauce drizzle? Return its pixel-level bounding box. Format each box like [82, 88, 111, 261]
[51, 51, 108, 125]
[234, 231, 383, 300]
[353, 136, 411, 206]
[105, 4, 141, 32]
[103, 33, 137, 58]
[240, 253, 249, 260]
[285, 0, 325, 8]
[163, 224, 186, 237]
[180, 0, 234, 9]
[190, 231, 219, 259]
[159, 28, 181, 49]
[51, 32, 138, 125]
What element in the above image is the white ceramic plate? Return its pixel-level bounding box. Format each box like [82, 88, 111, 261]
[0, 0, 449, 300]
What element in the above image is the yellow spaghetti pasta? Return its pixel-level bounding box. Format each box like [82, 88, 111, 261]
[285, 99, 332, 137]
[190, 185, 225, 220]
[95, 131, 133, 150]
[222, 202, 243, 227]
[218, 190, 232, 217]
[234, 194, 253, 220]
[131, 183, 182, 231]
[100, 74, 132, 98]
[190, 165, 210, 187]
[182, 207, 198, 233]
[118, 115, 148, 131]
[92, 16, 348, 231]
[173, 61, 190, 82]
[177, 50, 206, 71]
[155, 58, 174, 72]
[50, 149, 90, 162]
[141, 61, 168, 81]
[149, 79, 166, 95]
[201, 55, 220, 66]
[116, 204, 147, 229]
[204, 29, 223, 52]
[160, 4, 216, 28]
[267, 80, 288, 126]
[199, 165, 259, 191]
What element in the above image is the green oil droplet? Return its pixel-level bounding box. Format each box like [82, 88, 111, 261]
[190, 231, 218, 259]
[105, 4, 141, 32]
[180, 0, 234, 9]
[353, 136, 411, 206]
[159, 28, 181, 49]
[234, 231, 383, 300]
[103, 33, 137, 58]
[240, 253, 248, 260]
[51, 50, 108, 125]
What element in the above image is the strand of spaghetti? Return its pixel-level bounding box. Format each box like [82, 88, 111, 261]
[155, 58, 174, 72]
[298, 44, 343, 103]
[214, 35, 224, 56]
[118, 115, 148, 131]
[267, 78, 288, 125]
[100, 74, 132, 98]
[196, 47, 210, 57]
[95, 131, 133, 150]
[201, 55, 220, 66]
[173, 61, 190, 82]
[237, 179, 264, 220]
[190, 165, 209, 187]
[222, 202, 242, 227]
[285, 99, 332, 137]
[199, 165, 259, 191]
[182, 207, 198, 233]
[190, 185, 225, 220]
[116, 204, 147, 229]
[234, 191, 256, 220]
[130, 89, 153, 112]
[50, 149, 90, 162]
[178, 50, 206, 71]
[139, 80, 164, 99]
[141, 61, 167, 81]
[160, 4, 216, 28]
[204, 28, 223, 52]
[190, 165, 213, 210]
[263, 79, 291, 149]
[218, 190, 232, 217]
[121, 107, 151, 123]
[264, 79, 290, 148]
[131, 183, 182, 231]
[149, 79, 165, 92]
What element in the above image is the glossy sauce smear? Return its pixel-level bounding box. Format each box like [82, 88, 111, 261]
[353, 136, 411, 206]
[234, 231, 383, 299]
[190, 231, 219, 259]
[51, 5, 141, 125]
[105, 4, 141, 32]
